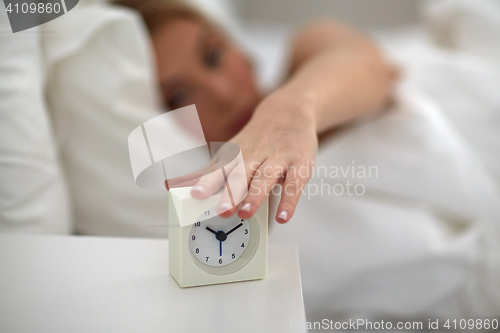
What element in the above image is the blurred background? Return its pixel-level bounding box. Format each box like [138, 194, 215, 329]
[227, 0, 420, 30]
[212, 0, 423, 90]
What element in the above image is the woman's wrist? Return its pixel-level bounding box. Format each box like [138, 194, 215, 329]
[252, 87, 318, 134]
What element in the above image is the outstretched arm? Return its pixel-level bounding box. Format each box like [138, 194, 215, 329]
[282, 21, 397, 133]
[192, 21, 398, 223]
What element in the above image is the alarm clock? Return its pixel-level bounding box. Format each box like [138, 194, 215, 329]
[168, 187, 268, 288]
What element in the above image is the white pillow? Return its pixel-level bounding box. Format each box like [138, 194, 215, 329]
[41, 0, 251, 237]
[0, 4, 72, 234]
[43, 3, 169, 237]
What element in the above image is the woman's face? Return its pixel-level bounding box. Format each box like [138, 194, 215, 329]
[152, 18, 261, 142]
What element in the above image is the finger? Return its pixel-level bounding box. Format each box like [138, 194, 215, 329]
[167, 162, 214, 189]
[190, 168, 227, 199]
[222, 159, 249, 201]
[238, 161, 285, 219]
[217, 152, 264, 217]
[191, 156, 241, 198]
[218, 203, 238, 218]
[168, 144, 237, 193]
[275, 161, 312, 223]
[217, 162, 249, 217]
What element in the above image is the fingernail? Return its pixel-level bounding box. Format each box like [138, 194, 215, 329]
[240, 203, 251, 212]
[192, 185, 205, 193]
[278, 210, 288, 221]
[218, 202, 232, 213]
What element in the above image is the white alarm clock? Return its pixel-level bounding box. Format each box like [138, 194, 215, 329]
[168, 187, 268, 288]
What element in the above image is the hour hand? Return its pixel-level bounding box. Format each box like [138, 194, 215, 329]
[206, 227, 217, 235]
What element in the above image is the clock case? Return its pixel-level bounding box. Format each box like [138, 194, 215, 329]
[168, 189, 268, 288]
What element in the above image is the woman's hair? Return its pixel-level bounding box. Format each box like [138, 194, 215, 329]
[113, 0, 207, 34]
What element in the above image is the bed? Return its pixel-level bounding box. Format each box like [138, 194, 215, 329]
[1, 0, 499, 325]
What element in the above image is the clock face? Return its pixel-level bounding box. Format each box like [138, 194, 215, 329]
[189, 214, 251, 267]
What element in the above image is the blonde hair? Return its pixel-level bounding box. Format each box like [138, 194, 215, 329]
[113, 0, 207, 34]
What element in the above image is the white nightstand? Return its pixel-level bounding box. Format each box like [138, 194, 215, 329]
[0, 234, 306, 333]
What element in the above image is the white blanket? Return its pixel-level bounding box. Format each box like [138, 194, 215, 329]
[268, 0, 500, 323]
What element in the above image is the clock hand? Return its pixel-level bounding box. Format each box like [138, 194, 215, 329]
[206, 227, 217, 235]
[220, 240, 222, 256]
[216, 231, 227, 242]
[225, 223, 243, 236]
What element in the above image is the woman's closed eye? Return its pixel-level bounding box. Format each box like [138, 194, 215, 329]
[202, 32, 224, 69]
[204, 45, 222, 69]
[165, 90, 188, 110]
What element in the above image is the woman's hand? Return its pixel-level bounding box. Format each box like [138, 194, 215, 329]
[191, 90, 318, 223]
[189, 22, 397, 223]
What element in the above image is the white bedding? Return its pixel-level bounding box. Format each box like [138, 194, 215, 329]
[2, 0, 498, 326]
[265, 0, 500, 323]
[0, 5, 71, 234]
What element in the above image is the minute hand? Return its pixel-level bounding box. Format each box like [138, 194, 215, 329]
[225, 223, 243, 236]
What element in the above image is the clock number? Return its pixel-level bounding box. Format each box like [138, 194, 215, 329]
[195, 248, 199, 253]
[205, 257, 209, 262]
[194, 222, 200, 227]
[241, 243, 245, 248]
[219, 259, 222, 264]
[244, 229, 248, 234]
[204, 211, 210, 216]
[232, 253, 235, 259]
[191, 235, 196, 241]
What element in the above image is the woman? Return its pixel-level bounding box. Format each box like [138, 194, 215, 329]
[115, 0, 397, 224]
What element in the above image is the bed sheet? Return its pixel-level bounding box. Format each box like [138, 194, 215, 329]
[239, 0, 500, 324]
